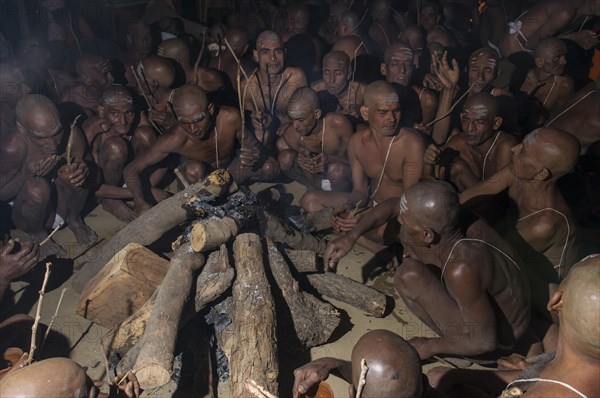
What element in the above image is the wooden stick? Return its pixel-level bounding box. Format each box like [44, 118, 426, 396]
[351, 200, 362, 218]
[236, 64, 246, 149]
[224, 38, 261, 114]
[426, 84, 475, 127]
[39, 221, 65, 246]
[129, 66, 164, 135]
[174, 167, 189, 188]
[194, 32, 206, 85]
[40, 287, 67, 353]
[66, 114, 82, 165]
[27, 261, 51, 364]
[244, 379, 278, 398]
[355, 358, 368, 398]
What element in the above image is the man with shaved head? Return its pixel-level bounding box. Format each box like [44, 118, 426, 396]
[293, 329, 442, 397]
[278, 87, 353, 193]
[333, 10, 382, 61]
[520, 38, 574, 115]
[158, 38, 225, 92]
[136, 55, 177, 131]
[310, 50, 366, 117]
[368, 0, 399, 52]
[302, 81, 424, 255]
[124, 84, 278, 213]
[282, 3, 311, 42]
[325, 180, 531, 360]
[207, 26, 254, 90]
[121, 20, 153, 86]
[242, 30, 307, 149]
[461, 127, 581, 280]
[0, 94, 96, 257]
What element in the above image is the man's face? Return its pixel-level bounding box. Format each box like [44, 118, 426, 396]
[19, 38, 49, 69]
[397, 195, 426, 249]
[365, 95, 401, 136]
[255, 38, 285, 74]
[84, 60, 114, 90]
[323, 59, 349, 96]
[104, 102, 135, 135]
[23, 112, 63, 155]
[460, 102, 496, 146]
[175, 101, 212, 141]
[420, 6, 440, 30]
[1, 72, 32, 107]
[468, 53, 497, 93]
[129, 26, 152, 57]
[510, 139, 543, 180]
[288, 108, 318, 136]
[538, 43, 567, 76]
[383, 48, 414, 86]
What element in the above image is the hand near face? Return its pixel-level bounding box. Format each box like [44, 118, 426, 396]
[27, 154, 60, 177]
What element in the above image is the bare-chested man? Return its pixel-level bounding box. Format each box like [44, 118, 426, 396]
[242, 30, 307, 148]
[424, 93, 517, 191]
[121, 20, 153, 86]
[333, 11, 382, 61]
[207, 26, 254, 90]
[0, 63, 31, 134]
[419, 1, 456, 48]
[136, 56, 177, 131]
[498, 0, 600, 58]
[124, 84, 278, 213]
[60, 54, 114, 116]
[461, 128, 581, 279]
[368, 0, 399, 52]
[301, 81, 424, 252]
[278, 87, 353, 193]
[381, 41, 438, 124]
[520, 38, 574, 116]
[310, 51, 366, 118]
[157, 38, 225, 92]
[0, 94, 97, 257]
[318, 2, 346, 45]
[83, 85, 162, 222]
[325, 180, 531, 360]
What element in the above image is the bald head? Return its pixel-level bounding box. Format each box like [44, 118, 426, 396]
[225, 26, 249, 55]
[158, 38, 190, 64]
[16, 94, 58, 126]
[339, 11, 361, 35]
[351, 330, 423, 398]
[288, 87, 319, 115]
[75, 54, 108, 77]
[534, 38, 566, 59]
[101, 85, 133, 106]
[463, 92, 499, 117]
[287, 4, 311, 32]
[171, 84, 208, 116]
[523, 128, 580, 178]
[403, 180, 460, 234]
[140, 56, 175, 88]
[256, 30, 283, 48]
[323, 50, 350, 69]
[384, 41, 414, 63]
[0, 63, 29, 105]
[469, 47, 499, 66]
[557, 254, 600, 359]
[363, 81, 399, 107]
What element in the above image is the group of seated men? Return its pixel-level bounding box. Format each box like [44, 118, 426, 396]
[0, 0, 599, 397]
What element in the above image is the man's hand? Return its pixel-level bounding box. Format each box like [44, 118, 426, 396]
[562, 30, 599, 50]
[240, 147, 261, 169]
[0, 239, 39, 282]
[432, 51, 460, 88]
[292, 358, 335, 398]
[58, 159, 89, 187]
[148, 106, 176, 129]
[298, 152, 327, 174]
[27, 155, 60, 177]
[251, 111, 272, 132]
[323, 234, 355, 271]
[424, 144, 441, 166]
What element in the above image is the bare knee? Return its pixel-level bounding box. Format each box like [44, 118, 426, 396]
[300, 191, 323, 213]
[22, 179, 51, 205]
[327, 162, 347, 181]
[261, 156, 281, 180]
[100, 136, 128, 161]
[180, 161, 206, 184]
[132, 126, 156, 152]
[278, 149, 297, 173]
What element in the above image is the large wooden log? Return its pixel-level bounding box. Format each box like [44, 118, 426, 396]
[282, 249, 321, 273]
[72, 170, 233, 293]
[133, 243, 204, 390]
[258, 209, 326, 253]
[190, 217, 238, 253]
[106, 246, 234, 373]
[230, 234, 278, 398]
[267, 240, 339, 348]
[76, 243, 169, 328]
[306, 273, 388, 318]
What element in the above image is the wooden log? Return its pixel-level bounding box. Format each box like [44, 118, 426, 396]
[190, 217, 239, 253]
[282, 249, 321, 273]
[195, 244, 235, 311]
[267, 240, 339, 348]
[230, 233, 278, 398]
[72, 169, 233, 293]
[306, 273, 388, 318]
[258, 209, 326, 254]
[76, 243, 169, 328]
[133, 243, 204, 390]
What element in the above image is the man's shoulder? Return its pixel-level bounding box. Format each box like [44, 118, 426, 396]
[284, 66, 307, 82]
[398, 127, 426, 146]
[311, 80, 326, 91]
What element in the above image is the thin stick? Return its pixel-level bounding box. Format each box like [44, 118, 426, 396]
[224, 38, 261, 114]
[40, 221, 65, 246]
[174, 167, 190, 188]
[244, 379, 278, 398]
[351, 200, 362, 218]
[40, 288, 67, 352]
[129, 66, 165, 134]
[433, 355, 459, 369]
[117, 370, 132, 386]
[193, 32, 206, 85]
[27, 261, 52, 364]
[426, 84, 476, 127]
[236, 67, 246, 149]
[66, 114, 82, 166]
[355, 358, 368, 398]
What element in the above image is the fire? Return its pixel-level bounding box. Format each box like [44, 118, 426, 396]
[478, 0, 487, 14]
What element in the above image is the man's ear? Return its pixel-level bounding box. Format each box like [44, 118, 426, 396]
[534, 167, 551, 181]
[314, 109, 322, 120]
[534, 56, 543, 69]
[423, 228, 435, 245]
[380, 63, 387, 76]
[16, 121, 26, 135]
[360, 105, 369, 121]
[208, 102, 215, 116]
[547, 289, 563, 313]
[97, 105, 106, 118]
[493, 116, 502, 130]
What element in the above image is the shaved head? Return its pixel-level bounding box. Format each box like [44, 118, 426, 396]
[287, 4, 311, 30]
[363, 81, 399, 107]
[401, 25, 425, 51]
[323, 50, 350, 69]
[535, 38, 566, 59]
[75, 54, 110, 77]
[288, 87, 319, 115]
[463, 92, 499, 118]
[256, 30, 283, 48]
[140, 56, 175, 88]
[339, 11, 361, 34]
[225, 26, 249, 54]
[351, 330, 423, 398]
[558, 254, 600, 358]
[469, 47, 499, 65]
[101, 85, 133, 106]
[158, 38, 190, 64]
[384, 41, 414, 64]
[16, 94, 58, 126]
[523, 128, 580, 178]
[171, 84, 208, 116]
[403, 180, 460, 234]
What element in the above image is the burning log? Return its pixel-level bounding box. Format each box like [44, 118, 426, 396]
[306, 273, 388, 318]
[189, 217, 238, 253]
[258, 209, 326, 253]
[73, 169, 234, 293]
[133, 243, 205, 390]
[229, 233, 278, 397]
[267, 240, 339, 348]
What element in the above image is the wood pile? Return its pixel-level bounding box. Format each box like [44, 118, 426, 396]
[77, 170, 390, 396]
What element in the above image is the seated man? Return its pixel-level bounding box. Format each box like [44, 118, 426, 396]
[302, 81, 424, 254]
[137, 55, 177, 131]
[310, 51, 366, 118]
[123, 84, 278, 213]
[461, 128, 581, 279]
[278, 87, 353, 193]
[519, 38, 575, 116]
[83, 85, 164, 222]
[369, 0, 400, 52]
[207, 26, 255, 91]
[60, 54, 114, 116]
[293, 329, 442, 398]
[419, 1, 456, 48]
[333, 11, 382, 61]
[0, 94, 97, 257]
[120, 21, 153, 86]
[157, 38, 224, 92]
[424, 93, 517, 191]
[325, 181, 531, 360]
